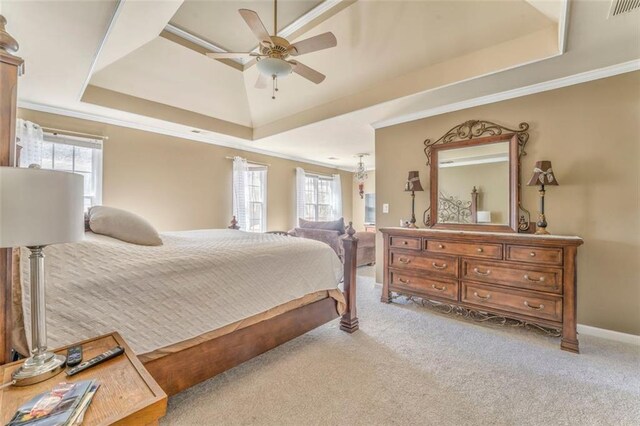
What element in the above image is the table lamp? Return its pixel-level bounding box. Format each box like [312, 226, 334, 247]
[0, 167, 83, 385]
[404, 171, 424, 228]
[527, 160, 558, 235]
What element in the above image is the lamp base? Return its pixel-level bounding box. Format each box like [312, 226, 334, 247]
[12, 352, 65, 386]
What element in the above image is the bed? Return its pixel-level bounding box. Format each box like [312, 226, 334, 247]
[0, 27, 358, 396]
[8, 228, 357, 394]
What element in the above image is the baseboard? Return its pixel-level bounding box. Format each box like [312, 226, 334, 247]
[577, 324, 640, 346]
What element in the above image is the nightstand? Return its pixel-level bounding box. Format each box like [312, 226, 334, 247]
[0, 332, 167, 425]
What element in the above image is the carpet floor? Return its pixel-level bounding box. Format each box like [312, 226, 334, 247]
[162, 267, 640, 425]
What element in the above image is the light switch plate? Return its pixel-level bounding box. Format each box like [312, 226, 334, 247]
[383, 203, 389, 213]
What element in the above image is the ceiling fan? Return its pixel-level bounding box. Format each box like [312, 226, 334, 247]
[206, 0, 337, 99]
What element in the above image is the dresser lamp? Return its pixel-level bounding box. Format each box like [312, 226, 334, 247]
[0, 167, 83, 385]
[404, 171, 424, 228]
[527, 160, 558, 235]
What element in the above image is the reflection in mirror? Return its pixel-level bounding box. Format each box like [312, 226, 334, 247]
[437, 141, 509, 225]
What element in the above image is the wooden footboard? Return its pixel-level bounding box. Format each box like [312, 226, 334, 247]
[144, 297, 340, 395]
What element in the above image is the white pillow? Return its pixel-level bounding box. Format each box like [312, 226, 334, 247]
[88, 206, 162, 246]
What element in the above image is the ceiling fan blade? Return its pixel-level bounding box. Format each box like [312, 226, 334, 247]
[290, 61, 326, 84]
[239, 9, 273, 45]
[255, 73, 268, 89]
[289, 32, 337, 56]
[206, 52, 253, 59]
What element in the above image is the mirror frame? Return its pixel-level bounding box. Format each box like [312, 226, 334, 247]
[423, 120, 532, 233]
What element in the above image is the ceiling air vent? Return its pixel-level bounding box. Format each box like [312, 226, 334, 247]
[609, 0, 640, 17]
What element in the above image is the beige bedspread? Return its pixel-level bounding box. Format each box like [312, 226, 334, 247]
[17, 229, 345, 355]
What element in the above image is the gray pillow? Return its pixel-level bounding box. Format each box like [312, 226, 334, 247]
[299, 217, 345, 235]
[88, 206, 163, 246]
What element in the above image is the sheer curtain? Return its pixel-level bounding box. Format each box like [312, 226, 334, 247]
[331, 173, 343, 219]
[232, 156, 249, 231]
[295, 167, 306, 225]
[16, 119, 44, 168]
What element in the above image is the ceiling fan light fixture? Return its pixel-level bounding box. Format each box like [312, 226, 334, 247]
[256, 57, 292, 78]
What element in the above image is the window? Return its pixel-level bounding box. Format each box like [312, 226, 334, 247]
[232, 156, 267, 232]
[246, 165, 267, 232]
[40, 134, 103, 211]
[365, 193, 376, 224]
[303, 175, 335, 221]
[295, 168, 342, 224]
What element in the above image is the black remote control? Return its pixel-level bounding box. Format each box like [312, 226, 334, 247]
[66, 345, 83, 367]
[66, 346, 125, 376]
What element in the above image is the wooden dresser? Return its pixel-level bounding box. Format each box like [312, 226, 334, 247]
[381, 228, 583, 352]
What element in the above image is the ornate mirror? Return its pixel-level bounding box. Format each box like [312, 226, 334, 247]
[423, 120, 531, 233]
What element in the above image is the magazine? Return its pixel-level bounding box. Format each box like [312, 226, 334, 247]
[7, 380, 98, 426]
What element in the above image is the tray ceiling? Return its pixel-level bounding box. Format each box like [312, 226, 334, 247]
[5, 0, 639, 170]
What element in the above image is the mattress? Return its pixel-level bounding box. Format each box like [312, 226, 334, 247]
[18, 229, 346, 355]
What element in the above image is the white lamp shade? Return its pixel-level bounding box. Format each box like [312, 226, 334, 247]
[477, 211, 492, 223]
[0, 167, 84, 247]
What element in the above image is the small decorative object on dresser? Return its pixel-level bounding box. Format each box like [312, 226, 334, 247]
[381, 228, 583, 352]
[527, 160, 559, 235]
[404, 171, 424, 228]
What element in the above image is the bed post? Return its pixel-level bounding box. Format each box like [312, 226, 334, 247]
[228, 216, 240, 230]
[0, 15, 24, 364]
[340, 222, 358, 333]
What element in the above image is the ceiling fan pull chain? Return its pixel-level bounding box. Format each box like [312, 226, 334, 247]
[272, 75, 276, 100]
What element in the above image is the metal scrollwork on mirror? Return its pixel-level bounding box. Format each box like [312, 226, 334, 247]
[422, 120, 532, 233]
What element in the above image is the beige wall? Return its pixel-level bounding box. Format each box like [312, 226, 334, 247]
[352, 171, 375, 231]
[439, 162, 510, 224]
[18, 109, 352, 232]
[375, 71, 640, 335]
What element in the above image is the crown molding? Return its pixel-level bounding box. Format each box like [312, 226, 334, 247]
[372, 60, 640, 129]
[17, 100, 354, 172]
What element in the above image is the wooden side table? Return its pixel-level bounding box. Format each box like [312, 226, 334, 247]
[0, 332, 167, 425]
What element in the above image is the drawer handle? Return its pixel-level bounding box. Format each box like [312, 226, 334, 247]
[473, 291, 491, 300]
[477, 247, 484, 253]
[438, 244, 445, 249]
[402, 241, 408, 245]
[524, 301, 545, 310]
[398, 257, 411, 264]
[530, 252, 536, 257]
[473, 267, 491, 276]
[431, 284, 447, 292]
[398, 278, 410, 284]
[524, 274, 545, 283]
[432, 262, 447, 270]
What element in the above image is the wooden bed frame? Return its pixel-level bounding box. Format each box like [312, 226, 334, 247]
[0, 18, 358, 396]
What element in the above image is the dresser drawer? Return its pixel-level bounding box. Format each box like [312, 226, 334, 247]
[389, 236, 421, 250]
[461, 282, 562, 322]
[389, 251, 458, 278]
[426, 240, 502, 259]
[390, 270, 459, 301]
[506, 245, 563, 266]
[461, 259, 562, 294]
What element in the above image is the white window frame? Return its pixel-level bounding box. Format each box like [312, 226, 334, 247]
[41, 133, 103, 210]
[303, 174, 335, 222]
[246, 164, 267, 233]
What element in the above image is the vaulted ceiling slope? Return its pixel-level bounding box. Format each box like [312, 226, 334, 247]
[3, 0, 639, 170]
